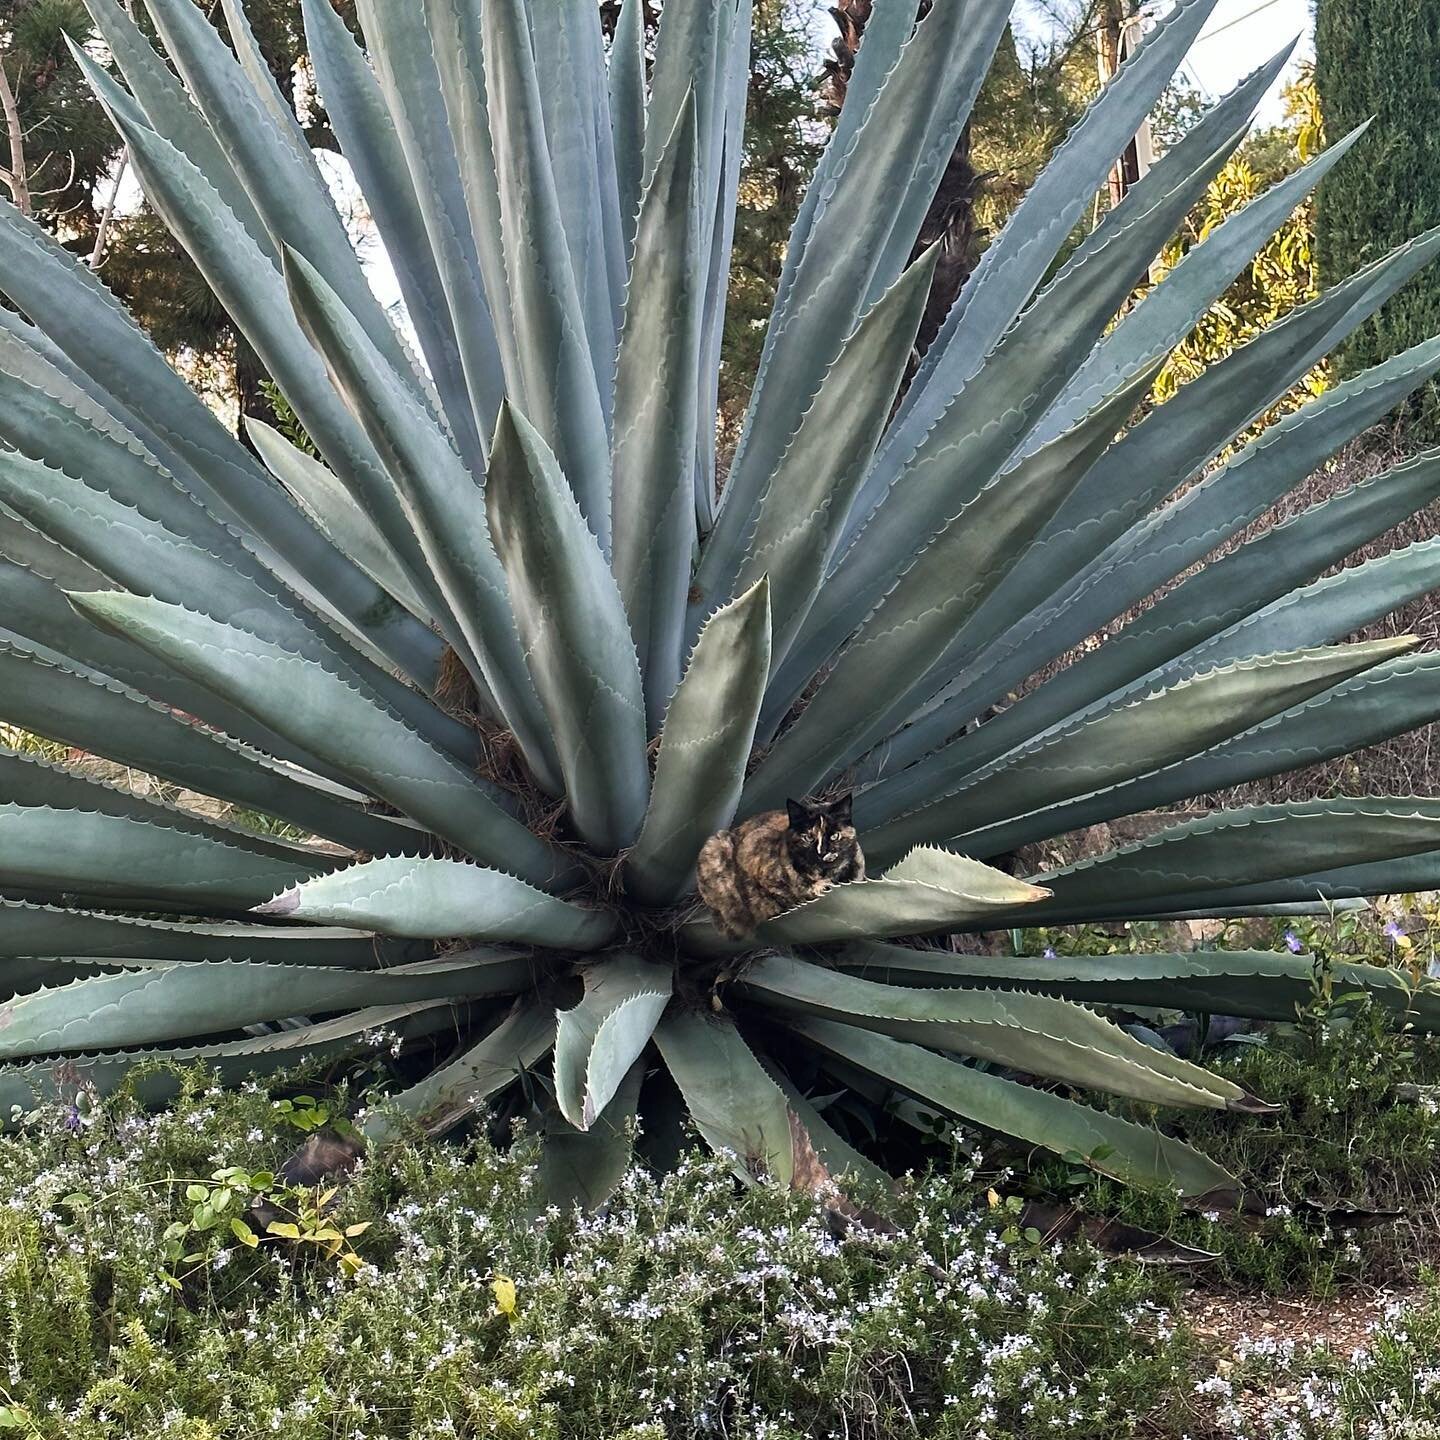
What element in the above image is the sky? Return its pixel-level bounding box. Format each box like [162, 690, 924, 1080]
[1175, 0, 1313, 119]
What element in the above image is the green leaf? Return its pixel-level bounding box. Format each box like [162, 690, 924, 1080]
[246, 418, 433, 625]
[701, 249, 935, 666]
[712, 0, 1011, 575]
[1016, 801, 1440, 926]
[0, 637, 417, 856]
[0, 202, 448, 678]
[891, 0, 1235, 470]
[865, 640, 1414, 863]
[0, 800, 315, 913]
[281, 249, 560, 788]
[836, 942, 1440, 1032]
[608, 0, 647, 257]
[0, 1000, 460, 1119]
[256, 857, 616, 947]
[140, 0, 424, 400]
[485, 405, 650, 853]
[804, 100, 1250, 687]
[751, 364, 1159, 789]
[612, 93, 704, 726]
[653, 1010, 796, 1186]
[884, 245, 1440, 780]
[743, 954, 1248, 1110]
[1029, 119, 1366, 448]
[553, 955, 670, 1130]
[796, 1017, 1237, 1199]
[480, 0, 612, 548]
[67, 591, 577, 891]
[0, 898, 412, 966]
[356, 0, 508, 448]
[627, 577, 771, 905]
[0, 954, 531, 1061]
[298, 0, 483, 466]
[362, 1002, 556, 1146]
[532, 1059, 643, 1212]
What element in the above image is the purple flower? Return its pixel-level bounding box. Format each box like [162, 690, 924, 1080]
[1283, 930, 1303, 954]
[62, 1103, 82, 1133]
[1384, 920, 1405, 942]
[1043, 946, 1057, 959]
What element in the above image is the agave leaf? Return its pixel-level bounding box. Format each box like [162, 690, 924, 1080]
[698, 248, 936, 664]
[356, 0, 509, 448]
[627, 578, 771, 905]
[608, 0, 647, 256]
[741, 954, 1248, 1110]
[0, 446, 474, 765]
[612, 93, 705, 726]
[0, 556, 332, 780]
[891, 0, 1233, 463]
[1032, 651, 1440, 847]
[795, 1017, 1238, 1198]
[0, 897, 418, 966]
[749, 364, 1158, 796]
[872, 454, 1440, 815]
[139, 0, 423, 401]
[73, 60, 455, 645]
[1028, 121, 1366, 450]
[710, 0, 1011, 573]
[770, 0, 915, 312]
[0, 637, 419, 856]
[529, 0, 626, 404]
[692, 0, 752, 534]
[299, 0, 481, 468]
[837, 942, 1440, 1032]
[761, 1061, 890, 1190]
[485, 406, 650, 853]
[0, 202, 440, 679]
[553, 955, 671, 1130]
[533, 1059, 644, 1210]
[865, 640, 1414, 863]
[884, 261, 1440, 780]
[0, 302, 446, 692]
[653, 1010, 796, 1185]
[480, 0, 613, 549]
[362, 1001, 557, 1146]
[0, 801, 316, 913]
[0, 506, 108, 592]
[0, 1000, 463, 1120]
[256, 857, 615, 947]
[0, 952, 532, 1062]
[1014, 801, 1440, 926]
[797, 108, 1251, 689]
[68, 591, 578, 892]
[80, 0, 274, 255]
[282, 249, 561, 789]
[246, 418, 434, 624]
[687, 848, 1047, 949]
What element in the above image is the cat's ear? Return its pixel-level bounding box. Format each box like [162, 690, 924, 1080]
[785, 798, 812, 830]
[826, 792, 854, 825]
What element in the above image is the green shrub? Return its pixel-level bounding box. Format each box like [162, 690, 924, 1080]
[0, 1075, 1196, 1440]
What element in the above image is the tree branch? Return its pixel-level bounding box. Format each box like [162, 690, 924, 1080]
[0, 54, 31, 216]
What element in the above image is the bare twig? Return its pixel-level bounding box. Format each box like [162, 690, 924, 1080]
[0, 54, 31, 215]
[90, 146, 128, 268]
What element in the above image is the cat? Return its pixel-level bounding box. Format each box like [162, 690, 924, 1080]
[695, 793, 865, 939]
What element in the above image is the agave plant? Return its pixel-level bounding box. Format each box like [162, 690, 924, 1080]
[4, 0, 1440, 1204]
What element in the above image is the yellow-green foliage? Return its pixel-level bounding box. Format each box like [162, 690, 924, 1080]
[1151, 76, 1328, 431]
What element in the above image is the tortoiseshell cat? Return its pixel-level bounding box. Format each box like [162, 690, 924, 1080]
[696, 794, 865, 939]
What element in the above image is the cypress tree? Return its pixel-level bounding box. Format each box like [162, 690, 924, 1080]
[1315, 0, 1440, 435]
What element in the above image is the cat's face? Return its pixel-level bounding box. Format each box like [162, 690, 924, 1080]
[784, 794, 858, 877]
